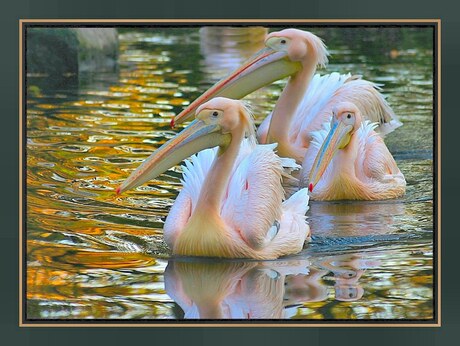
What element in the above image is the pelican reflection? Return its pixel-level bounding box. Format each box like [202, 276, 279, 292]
[317, 253, 381, 302]
[164, 259, 313, 319]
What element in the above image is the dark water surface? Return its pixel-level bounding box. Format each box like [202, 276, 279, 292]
[26, 27, 434, 320]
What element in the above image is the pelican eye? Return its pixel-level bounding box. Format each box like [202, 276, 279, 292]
[280, 39, 287, 44]
[212, 111, 218, 117]
[346, 113, 352, 119]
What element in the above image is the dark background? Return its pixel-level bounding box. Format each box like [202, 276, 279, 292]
[2, 0, 456, 345]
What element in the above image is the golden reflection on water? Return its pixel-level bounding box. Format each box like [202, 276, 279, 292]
[26, 27, 434, 320]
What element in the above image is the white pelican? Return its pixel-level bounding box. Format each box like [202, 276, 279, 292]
[172, 29, 401, 164]
[118, 97, 310, 259]
[303, 102, 406, 200]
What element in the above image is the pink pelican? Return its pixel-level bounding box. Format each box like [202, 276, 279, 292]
[171, 29, 401, 164]
[117, 97, 310, 259]
[302, 102, 406, 200]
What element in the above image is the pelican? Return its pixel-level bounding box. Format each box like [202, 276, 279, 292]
[172, 29, 401, 164]
[302, 102, 406, 200]
[117, 97, 310, 259]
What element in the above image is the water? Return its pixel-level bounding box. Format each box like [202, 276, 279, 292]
[25, 26, 434, 321]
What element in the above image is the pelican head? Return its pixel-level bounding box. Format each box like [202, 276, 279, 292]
[117, 97, 254, 194]
[172, 29, 328, 126]
[308, 102, 362, 192]
[264, 29, 329, 66]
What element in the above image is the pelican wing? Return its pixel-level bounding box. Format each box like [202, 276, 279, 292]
[221, 142, 292, 250]
[333, 77, 402, 135]
[357, 121, 406, 189]
[287, 73, 350, 148]
[290, 73, 401, 149]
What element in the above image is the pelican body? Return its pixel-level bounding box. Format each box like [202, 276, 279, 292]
[118, 98, 310, 259]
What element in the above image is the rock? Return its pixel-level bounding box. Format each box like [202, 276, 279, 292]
[26, 28, 118, 78]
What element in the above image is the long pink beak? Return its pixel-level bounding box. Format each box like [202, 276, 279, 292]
[117, 119, 228, 194]
[308, 119, 353, 192]
[172, 47, 301, 127]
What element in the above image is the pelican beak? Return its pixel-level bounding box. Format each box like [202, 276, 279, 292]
[117, 119, 229, 194]
[172, 47, 301, 127]
[308, 119, 353, 192]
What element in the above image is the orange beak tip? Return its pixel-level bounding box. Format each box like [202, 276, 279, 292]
[309, 183, 313, 193]
[170, 119, 175, 128]
[116, 186, 121, 195]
